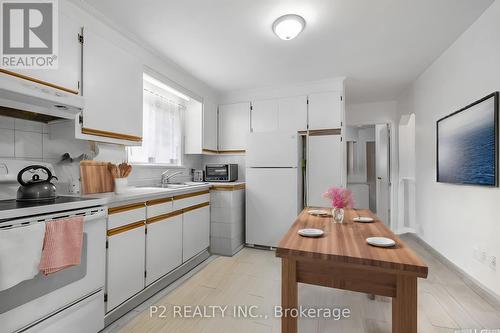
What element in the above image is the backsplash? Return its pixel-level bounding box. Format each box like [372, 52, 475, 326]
[0, 115, 245, 193]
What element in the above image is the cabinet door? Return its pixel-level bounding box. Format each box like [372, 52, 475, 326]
[307, 134, 343, 207]
[278, 96, 308, 132]
[218, 102, 250, 151]
[308, 91, 342, 130]
[203, 101, 218, 151]
[7, 11, 81, 93]
[82, 28, 143, 141]
[106, 224, 145, 311]
[146, 214, 182, 285]
[251, 99, 278, 132]
[182, 205, 210, 262]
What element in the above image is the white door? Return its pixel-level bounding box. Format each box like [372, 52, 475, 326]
[246, 132, 299, 167]
[308, 91, 342, 130]
[106, 225, 145, 311]
[82, 28, 143, 140]
[375, 124, 390, 225]
[278, 96, 308, 132]
[246, 168, 298, 247]
[307, 134, 343, 207]
[218, 102, 251, 151]
[251, 99, 279, 132]
[146, 215, 182, 285]
[203, 101, 218, 151]
[182, 205, 210, 262]
[10, 12, 81, 93]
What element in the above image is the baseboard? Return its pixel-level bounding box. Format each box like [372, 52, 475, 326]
[404, 233, 500, 307]
[104, 249, 211, 327]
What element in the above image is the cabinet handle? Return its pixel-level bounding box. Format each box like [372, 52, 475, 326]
[107, 220, 145, 237]
[182, 202, 210, 214]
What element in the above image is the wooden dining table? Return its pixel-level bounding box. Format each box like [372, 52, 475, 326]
[276, 208, 428, 333]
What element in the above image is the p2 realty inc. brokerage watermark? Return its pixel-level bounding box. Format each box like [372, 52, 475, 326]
[1, 0, 58, 69]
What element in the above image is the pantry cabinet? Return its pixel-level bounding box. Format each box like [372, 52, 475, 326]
[308, 91, 343, 130]
[218, 102, 251, 152]
[80, 27, 143, 144]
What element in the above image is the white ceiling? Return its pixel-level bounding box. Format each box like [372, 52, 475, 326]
[82, 0, 493, 103]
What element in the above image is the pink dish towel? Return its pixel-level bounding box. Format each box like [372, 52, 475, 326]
[38, 216, 84, 276]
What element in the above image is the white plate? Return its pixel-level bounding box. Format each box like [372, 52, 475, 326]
[366, 237, 396, 247]
[298, 228, 324, 238]
[353, 216, 374, 223]
[308, 209, 331, 217]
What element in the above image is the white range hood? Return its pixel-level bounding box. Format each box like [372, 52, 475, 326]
[0, 73, 84, 121]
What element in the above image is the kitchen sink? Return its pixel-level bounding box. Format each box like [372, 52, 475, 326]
[144, 182, 209, 189]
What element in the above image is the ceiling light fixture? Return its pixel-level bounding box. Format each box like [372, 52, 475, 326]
[272, 14, 306, 40]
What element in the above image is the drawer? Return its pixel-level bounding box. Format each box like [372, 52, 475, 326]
[173, 190, 210, 210]
[108, 203, 146, 229]
[146, 197, 173, 218]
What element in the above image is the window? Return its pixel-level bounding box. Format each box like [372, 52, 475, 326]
[127, 75, 185, 165]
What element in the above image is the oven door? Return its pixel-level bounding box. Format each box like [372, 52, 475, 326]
[0, 207, 107, 333]
[205, 164, 228, 181]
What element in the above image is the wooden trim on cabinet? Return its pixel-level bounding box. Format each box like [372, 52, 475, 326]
[173, 190, 209, 201]
[81, 127, 142, 142]
[107, 220, 145, 237]
[218, 149, 246, 154]
[146, 197, 173, 206]
[0, 69, 79, 95]
[308, 129, 341, 136]
[108, 202, 145, 215]
[202, 148, 246, 154]
[211, 184, 246, 191]
[147, 209, 183, 224]
[182, 201, 210, 213]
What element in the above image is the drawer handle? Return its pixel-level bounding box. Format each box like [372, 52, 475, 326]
[173, 190, 209, 201]
[109, 203, 145, 215]
[107, 220, 145, 237]
[182, 202, 210, 213]
[147, 210, 183, 224]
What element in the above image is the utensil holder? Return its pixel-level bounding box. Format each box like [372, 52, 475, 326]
[114, 178, 128, 194]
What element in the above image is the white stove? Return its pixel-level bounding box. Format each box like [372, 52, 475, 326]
[0, 159, 107, 333]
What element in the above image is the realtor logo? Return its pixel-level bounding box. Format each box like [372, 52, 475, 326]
[1, 0, 58, 68]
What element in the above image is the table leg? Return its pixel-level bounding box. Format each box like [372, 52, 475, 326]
[392, 275, 417, 333]
[281, 258, 298, 333]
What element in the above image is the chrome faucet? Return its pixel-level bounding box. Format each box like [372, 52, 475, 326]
[161, 170, 183, 185]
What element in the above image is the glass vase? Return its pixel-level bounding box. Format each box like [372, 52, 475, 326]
[332, 207, 345, 224]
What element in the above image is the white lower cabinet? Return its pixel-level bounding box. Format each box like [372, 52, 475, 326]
[146, 214, 183, 285]
[182, 204, 210, 262]
[106, 224, 146, 311]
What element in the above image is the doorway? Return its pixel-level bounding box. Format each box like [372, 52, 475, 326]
[346, 123, 391, 226]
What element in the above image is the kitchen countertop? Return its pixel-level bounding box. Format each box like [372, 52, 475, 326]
[79, 181, 245, 206]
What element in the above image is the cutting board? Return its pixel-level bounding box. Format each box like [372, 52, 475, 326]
[80, 160, 114, 194]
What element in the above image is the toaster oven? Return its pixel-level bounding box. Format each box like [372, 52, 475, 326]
[205, 164, 238, 182]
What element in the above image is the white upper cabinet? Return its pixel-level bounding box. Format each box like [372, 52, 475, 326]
[251, 99, 279, 132]
[202, 100, 218, 152]
[278, 95, 308, 132]
[4, 11, 81, 94]
[308, 91, 343, 130]
[251, 96, 307, 133]
[218, 102, 250, 151]
[81, 28, 143, 143]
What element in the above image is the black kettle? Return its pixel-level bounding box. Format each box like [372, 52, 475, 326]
[17, 165, 58, 202]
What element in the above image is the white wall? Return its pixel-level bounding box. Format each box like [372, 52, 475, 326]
[346, 101, 400, 231]
[398, 0, 500, 296]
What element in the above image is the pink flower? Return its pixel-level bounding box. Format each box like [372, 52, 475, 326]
[322, 187, 354, 209]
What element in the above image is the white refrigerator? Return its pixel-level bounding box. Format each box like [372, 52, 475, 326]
[246, 131, 302, 247]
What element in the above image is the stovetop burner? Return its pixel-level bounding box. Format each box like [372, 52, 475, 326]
[0, 196, 96, 211]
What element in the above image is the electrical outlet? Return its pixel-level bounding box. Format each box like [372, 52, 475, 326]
[489, 256, 497, 270]
[480, 249, 487, 262]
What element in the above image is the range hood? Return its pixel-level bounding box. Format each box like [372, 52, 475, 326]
[0, 71, 84, 123]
